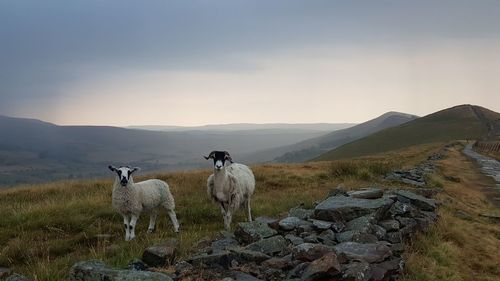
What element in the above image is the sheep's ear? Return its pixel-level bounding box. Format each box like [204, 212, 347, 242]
[108, 165, 117, 172]
[224, 151, 233, 163]
[131, 167, 140, 174]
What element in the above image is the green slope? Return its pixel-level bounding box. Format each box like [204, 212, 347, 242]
[314, 104, 500, 161]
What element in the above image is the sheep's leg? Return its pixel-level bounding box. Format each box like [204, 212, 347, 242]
[246, 198, 253, 222]
[167, 210, 180, 233]
[123, 215, 131, 241]
[147, 212, 158, 233]
[129, 214, 139, 241]
[224, 209, 233, 231]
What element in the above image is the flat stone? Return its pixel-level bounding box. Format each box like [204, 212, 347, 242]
[279, 217, 304, 231]
[289, 207, 314, 220]
[384, 232, 402, 244]
[346, 215, 374, 233]
[341, 262, 372, 281]
[142, 240, 179, 267]
[285, 234, 304, 246]
[292, 243, 335, 262]
[287, 262, 310, 280]
[336, 230, 357, 243]
[262, 256, 293, 270]
[331, 221, 346, 233]
[310, 219, 332, 230]
[480, 213, 500, 221]
[370, 258, 402, 281]
[394, 190, 436, 211]
[348, 188, 384, 199]
[317, 229, 336, 246]
[189, 251, 232, 268]
[378, 220, 400, 231]
[334, 242, 392, 263]
[304, 234, 320, 244]
[212, 237, 240, 253]
[371, 224, 387, 240]
[234, 221, 278, 244]
[255, 216, 279, 229]
[67, 260, 173, 281]
[230, 248, 271, 264]
[314, 195, 394, 222]
[352, 233, 379, 244]
[245, 235, 288, 255]
[301, 252, 341, 281]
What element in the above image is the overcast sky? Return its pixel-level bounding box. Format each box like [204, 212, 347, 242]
[1, 0, 499, 126]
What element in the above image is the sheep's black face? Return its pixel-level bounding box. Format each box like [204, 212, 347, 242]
[108, 165, 139, 186]
[204, 151, 233, 171]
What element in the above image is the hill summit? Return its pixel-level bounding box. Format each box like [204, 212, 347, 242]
[315, 104, 500, 161]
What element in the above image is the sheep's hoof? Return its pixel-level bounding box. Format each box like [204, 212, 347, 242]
[147, 228, 155, 234]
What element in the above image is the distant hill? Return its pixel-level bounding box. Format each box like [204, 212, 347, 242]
[0, 116, 334, 186]
[315, 104, 500, 161]
[128, 123, 355, 132]
[242, 112, 417, 163]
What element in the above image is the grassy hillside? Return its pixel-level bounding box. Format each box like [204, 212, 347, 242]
[0, 144, 444, 281]
[315, 105, 499, 161]
[242, 112, 417, 164]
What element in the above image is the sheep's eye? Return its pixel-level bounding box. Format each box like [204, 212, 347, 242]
[117, 170, 122, 176]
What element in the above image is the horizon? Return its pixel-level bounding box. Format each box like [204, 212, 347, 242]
[1, 1, 500, 126]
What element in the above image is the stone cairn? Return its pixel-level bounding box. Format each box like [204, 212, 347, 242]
[66, 187, 438, 281]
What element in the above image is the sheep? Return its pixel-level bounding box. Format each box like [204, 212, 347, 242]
[204, 151, 255, 230]
[108, 165, 179, 241]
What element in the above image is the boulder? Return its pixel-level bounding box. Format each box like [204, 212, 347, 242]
[301, 252, 341, 281]
[348, 188, 383, 199]
[341, 262, 372, 281]
[142, 240, 179, 267]
[262, 255, 293, 270]
[378, 220, 400, 232]
[394, 190, 436, 211]
[245, 235, 288, 255]
[279, 217, 304, 231]
[212, 237, 240, 253]
[292, 243, 335, 262]
[310, 219, 332, 230]
[289, 207, 314, 220]
[285, 234, 304, 246]
[67, 260, 173, 281]
[127, 259, 148, 271]
[314, 195, 394, 222]
[234, 221, 278, 244]
[334, 242, 392, 263]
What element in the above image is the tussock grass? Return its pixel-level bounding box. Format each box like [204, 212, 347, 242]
[402, 143, 500, 281]
[0, 142, 483, 281]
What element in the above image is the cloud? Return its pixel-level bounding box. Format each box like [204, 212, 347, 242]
[1, 0, 500, 123]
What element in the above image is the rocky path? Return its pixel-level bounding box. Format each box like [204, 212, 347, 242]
[463, 143, 500, 188]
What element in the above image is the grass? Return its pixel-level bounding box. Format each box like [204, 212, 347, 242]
[402, 143, 500, 281]
[0, 141, 497, 281]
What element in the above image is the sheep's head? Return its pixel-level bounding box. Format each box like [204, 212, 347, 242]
[204, 151, 233, 171]
[108, 165, 140, 186]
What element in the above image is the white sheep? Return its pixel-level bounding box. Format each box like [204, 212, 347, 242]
[204, 151, 255, 230]
[108, 165, 179, 241]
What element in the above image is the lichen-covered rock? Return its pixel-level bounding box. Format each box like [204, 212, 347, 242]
[394, 190, 436, 211]
[289, 207, 314, 220]
[142, 240, 179, 267]
[234, 221, 278, 244]
[334, 242, 392, 263]
[245, 235, 288, 255]
[212, 237, 240, 253]
[262, 255, 293, 270]
[67, 260, 173, 281]
[378, 219, 400, 231]
[292, 243, 335, 262]
[301, 252, 341, 281]
[285, 234, 305, 246]
[279, 217, 304, 231]
[314, 196, 394, 222]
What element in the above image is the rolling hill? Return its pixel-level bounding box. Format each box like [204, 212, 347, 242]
[0, 116, 342, 186]
[241, 112, 418, 163]
[315, 104, 500, 161]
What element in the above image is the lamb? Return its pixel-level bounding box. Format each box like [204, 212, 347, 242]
[108, 165, 179, 241]
[204, 151, 255, 230]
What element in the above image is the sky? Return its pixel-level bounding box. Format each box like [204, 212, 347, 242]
[1, 0, 499, 126]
